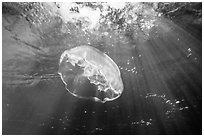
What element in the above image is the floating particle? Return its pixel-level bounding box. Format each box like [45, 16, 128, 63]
[175, 101, 180, 104]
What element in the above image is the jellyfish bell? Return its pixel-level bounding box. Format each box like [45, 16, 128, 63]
[58, 45, 124, 103]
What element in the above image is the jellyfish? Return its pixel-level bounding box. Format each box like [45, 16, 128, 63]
[58, 45, 124, 103]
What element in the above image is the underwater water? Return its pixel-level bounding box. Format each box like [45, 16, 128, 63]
[2, 2, 202, 135]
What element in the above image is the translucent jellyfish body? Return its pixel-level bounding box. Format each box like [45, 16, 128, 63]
[58, 45, 124, 103]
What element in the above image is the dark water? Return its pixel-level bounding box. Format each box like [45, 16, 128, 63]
[2, 2, 202, 135]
